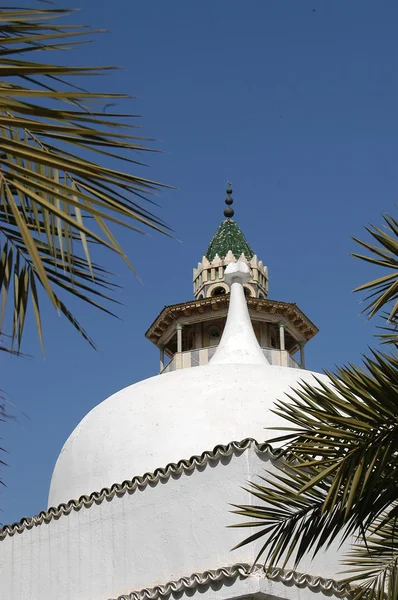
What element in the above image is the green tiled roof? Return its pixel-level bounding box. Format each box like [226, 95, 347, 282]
[205, 219, 254, 261]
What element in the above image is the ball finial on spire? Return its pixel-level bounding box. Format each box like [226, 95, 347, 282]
[224, 182, 234, 219]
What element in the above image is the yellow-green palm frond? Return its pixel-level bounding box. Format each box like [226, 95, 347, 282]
[374, 312, 398, 348]
[232, 461, 338, 568]
[233, 350, 398, 596]
[342, 511, 398, 600]
[0, 6, 170, 351]
[353, 214, 398, 321]
[270, 351, 398, 532]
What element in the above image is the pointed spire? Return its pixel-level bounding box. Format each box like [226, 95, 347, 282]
[224, 182, 234, 219]
[205, 187, 254, 261]
[209, 262, 269, 366]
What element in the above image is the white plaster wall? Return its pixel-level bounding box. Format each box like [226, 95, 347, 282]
[0, 448, 348, 600]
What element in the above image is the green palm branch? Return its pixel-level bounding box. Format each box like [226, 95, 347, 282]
[375, 313, 398, 347]
[233, 350, 398, 597]
[353, 214, 398, 321]
[270, 353, 398, 534]
[342, 513, 398, 600]
[0, 6, 169, 352]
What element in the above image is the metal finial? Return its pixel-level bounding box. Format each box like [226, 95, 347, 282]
[224, 182, 234, 218]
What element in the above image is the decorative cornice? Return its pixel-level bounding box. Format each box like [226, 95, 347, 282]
[0, 439, 275, 541]
[266, 565, 352, 597]
[109, 563, 353, 600]
[146, 296, 318, 346]
[111, 564, 249, 600]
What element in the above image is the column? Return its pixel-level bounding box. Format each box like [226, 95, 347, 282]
[279, 321, 286, 351]
[299, 340, 306, 369]
[176, 323, 183, 353]
[159, 344, 165, 373]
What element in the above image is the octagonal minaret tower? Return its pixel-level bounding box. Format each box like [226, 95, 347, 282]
[146, 185, 318, 373]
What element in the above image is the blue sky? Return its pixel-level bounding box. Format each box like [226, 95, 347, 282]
[1, 0, 397, 525]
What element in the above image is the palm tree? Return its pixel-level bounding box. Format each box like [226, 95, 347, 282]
[233, 214, 398, 599]
[0, 5, 169, 354]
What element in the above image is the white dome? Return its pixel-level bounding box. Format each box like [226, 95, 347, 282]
[48, 362, 329, 508]
[49, 262, 327, 508]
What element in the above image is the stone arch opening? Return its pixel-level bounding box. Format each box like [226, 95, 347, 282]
[211, 286, 226, 297]
[243, 286, 254, 297]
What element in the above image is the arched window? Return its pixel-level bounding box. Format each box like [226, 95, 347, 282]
[243, 286, 252, 297]
[211, 286, 226, 297]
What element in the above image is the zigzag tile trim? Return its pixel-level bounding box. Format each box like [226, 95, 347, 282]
[0, 438, 275, 540]
[110, 563, 352, 600]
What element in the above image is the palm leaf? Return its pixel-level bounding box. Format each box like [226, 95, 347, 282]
[375, 312, 398, 348]
[341, 512, 398, 600]
[353, 214, 398, 321]
[0, 6, 171, 351]
[272, 351, 398, 534]
[233, 350, 398, 596]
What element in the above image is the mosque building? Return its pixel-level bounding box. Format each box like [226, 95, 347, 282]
[0, 187, 349, 600]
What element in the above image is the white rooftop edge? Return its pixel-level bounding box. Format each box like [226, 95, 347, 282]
[210, 261, 269, 366]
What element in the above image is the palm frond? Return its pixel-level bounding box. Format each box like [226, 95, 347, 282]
[233, 350, 398, 595]
[232, 462, 346, 569]
[342, 511, 398, 600]
[269, 351, 398, 530]
[375, 312, 398, 347]
[353, 214, 398, 321]
[0, 6, 171, 351]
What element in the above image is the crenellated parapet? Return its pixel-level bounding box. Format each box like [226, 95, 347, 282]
[193, 251, 268, 299]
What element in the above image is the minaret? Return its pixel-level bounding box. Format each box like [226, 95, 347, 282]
[145, 185, 318, 373]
